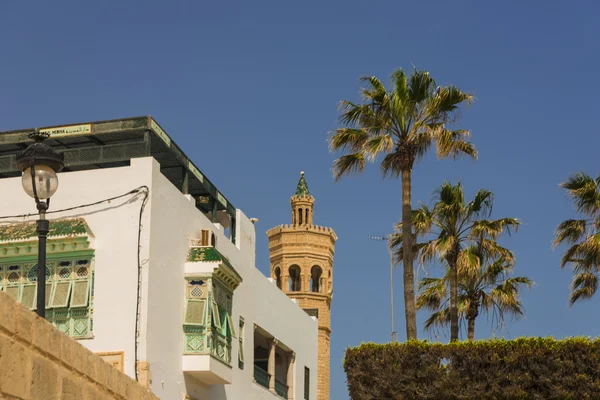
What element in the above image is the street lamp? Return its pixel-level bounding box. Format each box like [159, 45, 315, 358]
[369, 235, 398, 343]
[15, 129, 64, 318]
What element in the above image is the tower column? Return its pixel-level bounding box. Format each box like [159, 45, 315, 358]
[267, 171, 337, 400]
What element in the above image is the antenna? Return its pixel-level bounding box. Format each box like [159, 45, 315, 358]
[369, 234, 398, 343]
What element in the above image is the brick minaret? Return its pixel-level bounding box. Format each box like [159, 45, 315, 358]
[267, 172, 336, 400]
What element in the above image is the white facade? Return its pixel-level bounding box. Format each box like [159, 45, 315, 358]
[0, 156, 318, 400]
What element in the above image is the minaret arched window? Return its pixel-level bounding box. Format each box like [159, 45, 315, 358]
[298, 209, 303, 225]
[289, 265, 301, 291]
[274, 267, 282, 289]
[310, 266, 323, 293]
[305, 209, 309, 225]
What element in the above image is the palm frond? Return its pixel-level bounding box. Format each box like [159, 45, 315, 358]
[359, 76, 388, 100]
[560, 233, 600, 268]
[430, 85, 474, 115]
[412, 205, 434, 235]
[553, 219, 588, 247]
[391, 69, 409, 101]
[423, 308, 450, 332]
[560, 172, 600, 217]
[434, 129, 477, 160]
[379, 152, 404, 178]
[410, 132, 434, 162]
[332, 153, 366, 181]
[466, 189, 494, 218]
[416, 277, 446, 310]
[570, 272, 599, 305]
[469, 218, 521, 240]
[408, 70, 435, 103]
[328, 128, 369, 153]
[362, 135, 394, 161]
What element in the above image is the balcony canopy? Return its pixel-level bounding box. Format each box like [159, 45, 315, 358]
[0, 117, 236, 242]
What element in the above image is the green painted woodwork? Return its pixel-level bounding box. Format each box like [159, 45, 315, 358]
[0, 255, 94, 339]
[295, 173, 310, 197]
[186, 247, 232, 268]
[276, 380, 289, 398]
[0, 218, 92, 242]
[0, 249, 94, 263]
[254, 365, 270, 389]
[182, 274, 233, 365]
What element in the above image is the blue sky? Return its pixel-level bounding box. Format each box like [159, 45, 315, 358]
[1, 1, 599, 398]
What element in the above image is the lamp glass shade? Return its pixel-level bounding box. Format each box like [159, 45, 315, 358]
[22, 165, 59, 200]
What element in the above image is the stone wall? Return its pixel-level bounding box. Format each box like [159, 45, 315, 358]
[0, 291, 158, 400]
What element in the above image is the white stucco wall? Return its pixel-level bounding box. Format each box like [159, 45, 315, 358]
[0, 158, 153, 379]
[0, 156, 318, 400]
[144, 157, 318, 400]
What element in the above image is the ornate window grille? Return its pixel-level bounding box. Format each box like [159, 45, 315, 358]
[0, 257, 94, 338]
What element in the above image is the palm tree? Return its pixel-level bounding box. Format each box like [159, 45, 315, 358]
[329, 68, 476, 340]
[392, 182, 520, 341]
[554, 172, 600, 304]
[417, 242, 532, 340]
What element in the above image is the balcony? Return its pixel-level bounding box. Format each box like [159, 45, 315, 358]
[182, 353, 232, 385]
[253, 325, 295, 399]
[254, 364, 270, 389]
[182, 316, 232, 385]
[275, 380, 289, 398]
[253, 365, 289, 399]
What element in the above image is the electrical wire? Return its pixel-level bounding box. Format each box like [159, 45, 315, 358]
[0, 186, 149, 221]
[0, 185, 150, 383]
[134, 186, 149, 382]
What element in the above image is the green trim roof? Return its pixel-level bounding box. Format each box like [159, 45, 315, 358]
[0, 218, 93, 242]
[295, 171, 310, 197]
[187, 246, 232, 267]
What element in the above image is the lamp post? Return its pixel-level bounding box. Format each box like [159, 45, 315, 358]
[15, 129, 64, 318]
[369, 235, 398, 342]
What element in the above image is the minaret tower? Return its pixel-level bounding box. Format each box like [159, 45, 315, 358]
[267, 172, 337, 400]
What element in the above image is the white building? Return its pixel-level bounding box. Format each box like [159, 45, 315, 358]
[0, 117, 318, 400]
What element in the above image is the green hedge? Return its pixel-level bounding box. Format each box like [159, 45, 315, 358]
[344, 338, 600, 400]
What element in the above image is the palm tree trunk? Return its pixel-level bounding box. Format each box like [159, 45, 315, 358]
[449, 258, 459, 342]
[467, 318, 475, 341]
[401, 169, 417, 340]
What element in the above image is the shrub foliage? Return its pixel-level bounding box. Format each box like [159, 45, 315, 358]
[344, 338, 600, 400]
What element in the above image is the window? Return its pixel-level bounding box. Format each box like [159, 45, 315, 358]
[238, 317, 245, 369]
[298, 208, 303, 225]
[310, 266, 322, 293]
[304, 367, 310, 400]
[274, 267, 282, 289]
[201, 230, 209, 246]
[183, 279, 209, 354]
[0, 257, 94, 338]
[289, 265, 301, 291]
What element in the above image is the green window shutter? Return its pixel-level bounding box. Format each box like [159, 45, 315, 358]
[45, 282, 53, 308]
[238, 317, 244, 367]
[211, 302, 221, 328]
[184, 299, 206, 325]
[227, 314, 236, 338]
[70, 280, 90, 308]
[304, 367, 310, 400]
[50, 281, 72, 308]
[20, 283, 37, 310]
[6, 286, 19, 301]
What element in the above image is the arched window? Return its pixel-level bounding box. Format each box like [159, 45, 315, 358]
[298, 209, 303, 225]
[305, 208, 309, 225]
[310, 266, 323, 293]
[289, 265, 301, 291]
[274, 267, 282, 289]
